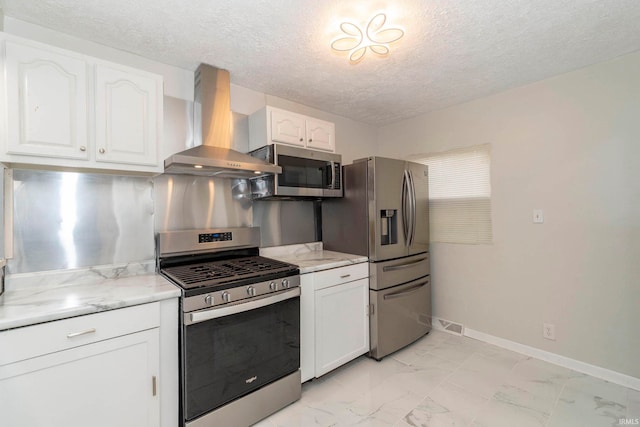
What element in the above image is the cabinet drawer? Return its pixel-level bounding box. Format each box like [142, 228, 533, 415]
[0, 303, 160, 366]
[313, 263, 368, 291]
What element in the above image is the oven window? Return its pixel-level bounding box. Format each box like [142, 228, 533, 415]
[278, 155, 330, 188]
[184, 296, 300, 421]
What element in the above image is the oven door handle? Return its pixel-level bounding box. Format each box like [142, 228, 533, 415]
[185, 287, 301, 325]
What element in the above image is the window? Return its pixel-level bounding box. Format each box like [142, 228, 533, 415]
[412, 144, 492, 244]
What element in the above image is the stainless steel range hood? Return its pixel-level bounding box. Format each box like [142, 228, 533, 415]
[164, 64, 281, 178]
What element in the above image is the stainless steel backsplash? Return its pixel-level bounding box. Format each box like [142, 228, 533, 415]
[8, 169, 317, 273]
[253, 200, 317, 247]
[9, 169, 154, 274]
[153, 174, 253, 232]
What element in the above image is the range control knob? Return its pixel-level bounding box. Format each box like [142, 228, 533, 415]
[282, 279, 290, 289]
[221, 291, 231, 303]
[269, 281, 277, 291]
[204, 294, 214, 306]
[246, 286, 256, 297]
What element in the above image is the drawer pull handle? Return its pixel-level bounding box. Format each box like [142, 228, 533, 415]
[383, 280, 429, 300]
[340, 274, 351, 279]
[66, 328, 96, 338]
[382, 257, 427, 272]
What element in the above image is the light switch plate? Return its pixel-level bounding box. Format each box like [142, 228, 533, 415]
[533, 209, 544, 224]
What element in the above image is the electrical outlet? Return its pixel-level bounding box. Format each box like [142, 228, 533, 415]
[543, 323, 556, 340]
[533, 209, 544, 224]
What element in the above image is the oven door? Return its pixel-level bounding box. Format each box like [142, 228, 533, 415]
[182, 288, 300, 422]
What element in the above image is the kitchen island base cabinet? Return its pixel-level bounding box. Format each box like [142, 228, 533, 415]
[314, 278, 369, 377]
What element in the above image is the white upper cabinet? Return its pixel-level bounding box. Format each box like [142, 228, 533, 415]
[305, 117, 335, 152]
[0, 35, 163, 173]
[270, 108, 306, 147]
[5, 41, 89, 160]
[95, 63, 159, 166]
[249, 106, 336, 152]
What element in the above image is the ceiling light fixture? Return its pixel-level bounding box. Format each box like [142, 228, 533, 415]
[331, 12, 404, 64]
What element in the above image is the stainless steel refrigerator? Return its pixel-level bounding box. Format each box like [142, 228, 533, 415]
[322, 157, 431, 360]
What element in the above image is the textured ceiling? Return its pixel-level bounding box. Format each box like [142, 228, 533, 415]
[2, 0, 640, 125]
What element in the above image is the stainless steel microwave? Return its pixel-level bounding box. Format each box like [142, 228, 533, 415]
[248, 144, 343, 199]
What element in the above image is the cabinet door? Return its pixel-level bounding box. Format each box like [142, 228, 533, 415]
[5, 41, 89, 159]
[0, 329, 160, 427]
[315, 278, 369, 377]
[270, 108, 306, 146]
[305, 118, 335, 152]
[95, 64, 159, 166]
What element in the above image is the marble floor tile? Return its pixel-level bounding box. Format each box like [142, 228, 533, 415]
[421, 335, 482, 365]
[472, 396, 549, 427]
[397, 381, 488, 427]
[491, 357, 579, 415]
[384, 353, 459, 396]
[474, 342, 528, 366]
[546, 376, 628, 427]
[258, 331, 639, 427]
[446, 352, 520, 398]
[347, 379, 425, 424]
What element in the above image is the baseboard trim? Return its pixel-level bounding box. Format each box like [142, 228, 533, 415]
[464, 328, 640, 392]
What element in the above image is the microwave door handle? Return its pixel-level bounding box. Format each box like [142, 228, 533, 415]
[330, 161, 336, 189]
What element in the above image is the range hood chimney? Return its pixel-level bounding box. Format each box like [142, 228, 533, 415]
[163, 64, 281, 178]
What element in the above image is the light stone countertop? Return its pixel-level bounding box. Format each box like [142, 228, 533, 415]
[260, 242, 368, 274]
[0, 266, 180, 331]
[0, 243, 367, 331]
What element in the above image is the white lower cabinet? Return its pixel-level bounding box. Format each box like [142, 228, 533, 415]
[0, 329, 159, 427]
[314, 277, 369, 377]
[0, 300, 178, 427]
[299, 262, 369, 382]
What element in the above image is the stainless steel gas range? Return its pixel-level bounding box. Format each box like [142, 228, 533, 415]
[156, 227, 301, 427]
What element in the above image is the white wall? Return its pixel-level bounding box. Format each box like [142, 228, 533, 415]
[377, 52, 640, 378]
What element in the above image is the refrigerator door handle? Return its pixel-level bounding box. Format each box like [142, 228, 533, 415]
[401, 170, 410, 246]
[407, 169, 417, 247]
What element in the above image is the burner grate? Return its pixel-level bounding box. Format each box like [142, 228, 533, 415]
[162, 256, 296, 289]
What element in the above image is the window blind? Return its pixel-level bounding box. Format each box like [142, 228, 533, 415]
[413, 144, 492, 244]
